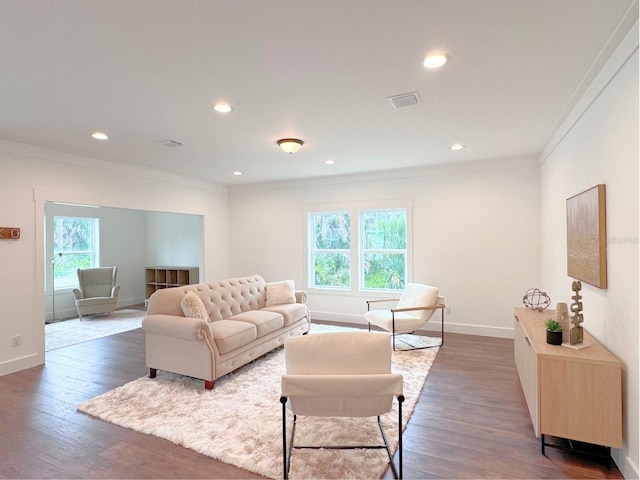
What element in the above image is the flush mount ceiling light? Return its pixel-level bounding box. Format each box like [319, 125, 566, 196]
[212, 103, 233, 113]
[232, 170, 243, 176]
[450, 143, 465, 151]
[277, 138, 304, 154]
[91, 131, 109, 140]
[324, 159, 335, 165]
[423, 53, 449, 69]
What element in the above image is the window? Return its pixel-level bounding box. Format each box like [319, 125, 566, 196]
[309, 212, 351, 288]
[361, 209, 407, 290]
[52, 216, 99, 289]
[307, 205, 409, 292]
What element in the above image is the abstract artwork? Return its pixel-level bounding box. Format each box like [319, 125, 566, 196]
[566, 184, 607, 289]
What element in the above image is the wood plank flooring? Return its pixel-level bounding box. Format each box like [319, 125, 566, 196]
[0, 321, 622, 479]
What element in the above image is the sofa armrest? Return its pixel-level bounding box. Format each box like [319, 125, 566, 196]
[72, 288, 83, 300]
[111, 285, 121, 298]
[295, 290, 308, 304]
[142, 314, 212, 342]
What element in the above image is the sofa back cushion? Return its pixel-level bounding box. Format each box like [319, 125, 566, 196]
[147, 274, 267, 322]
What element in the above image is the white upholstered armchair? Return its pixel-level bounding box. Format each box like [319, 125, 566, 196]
[280, 332, 404, 479]
[365, 283, 445, 350]
[73, 267, 120, 320]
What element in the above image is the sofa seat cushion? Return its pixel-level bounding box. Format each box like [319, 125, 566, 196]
[209, 320, 257, 354]
[227, 310, 284, 337]
[261, 303, 308, 326]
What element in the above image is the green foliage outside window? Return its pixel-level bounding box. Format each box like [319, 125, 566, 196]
[362, 210, 406, 290]
[314, 252, 351, 287]
[311, 212, 350, 287]
[313, 213, 350, 249]
[363, 253, 405, 289]
[52, 217, 97, 286]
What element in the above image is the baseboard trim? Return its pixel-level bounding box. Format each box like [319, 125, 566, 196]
[613, 448, 639, 480]
[311, 311, 514, 339]
[0, 353, 41, 376]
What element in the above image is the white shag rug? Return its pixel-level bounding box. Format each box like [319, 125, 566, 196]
[45, 309, 145, 351]
[77, 325, 439, 479]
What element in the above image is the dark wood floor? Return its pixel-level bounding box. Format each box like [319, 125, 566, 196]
[0, 323, 622, 479]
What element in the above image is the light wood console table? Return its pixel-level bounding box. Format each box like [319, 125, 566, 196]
[513, 307, 622, 463]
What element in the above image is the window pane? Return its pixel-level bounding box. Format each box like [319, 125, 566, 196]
[363, 211, 406, 249]
[52, 216, 98, 289]
[363, 253, 405, 290]
[313, 213, 350, 249]
[54, 217, 93, 252]
[54, 254, 92, 287]
[314, 252, 351, 287]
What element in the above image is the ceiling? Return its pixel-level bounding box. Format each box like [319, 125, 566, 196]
[1, 0, 636, 186]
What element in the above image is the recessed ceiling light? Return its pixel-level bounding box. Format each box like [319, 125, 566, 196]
[212, 103, 233, 113]
[232, 171, 243, 176]
[324, 159, 335, 165]
[91, 131, 109, 140]
[423, 53, 449, 69]
[450, 143, 465, 151]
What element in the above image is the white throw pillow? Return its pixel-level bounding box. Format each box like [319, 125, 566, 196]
[180, 291, 208, 321]
[266, 280, 296, 307]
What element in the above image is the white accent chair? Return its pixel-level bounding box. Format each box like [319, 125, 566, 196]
[73, 267, 120, 320]
[280, 332, 404, 479]
[364, 283, 445, 350]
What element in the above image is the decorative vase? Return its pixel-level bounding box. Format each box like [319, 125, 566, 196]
[555, 302, 570, 343]
[546, 330, 562, 345]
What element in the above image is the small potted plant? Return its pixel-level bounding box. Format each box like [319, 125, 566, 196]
[544, 318, 563, 345]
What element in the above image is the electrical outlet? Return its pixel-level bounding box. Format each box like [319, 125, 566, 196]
[445, 306, 452, 315]
[11, 335, 20, 347]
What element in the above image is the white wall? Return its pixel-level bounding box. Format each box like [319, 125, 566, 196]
[229, 155, 541, 337]
[0, 139, 229, 376]
[540, 23, 638, 478]
[144, 211, 203, 271]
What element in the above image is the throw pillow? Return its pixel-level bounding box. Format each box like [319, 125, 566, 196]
[180, 291, 208, 321]
[266, 280, 296, 307]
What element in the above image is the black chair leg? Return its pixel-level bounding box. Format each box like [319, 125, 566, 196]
[398, 395, 404, 479]
[280, 396, 288, 479]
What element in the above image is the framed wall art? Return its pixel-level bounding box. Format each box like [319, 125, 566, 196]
[566, 184, 607, 289]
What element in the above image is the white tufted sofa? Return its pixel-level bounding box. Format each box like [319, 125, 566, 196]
[142, 274, 310, 389]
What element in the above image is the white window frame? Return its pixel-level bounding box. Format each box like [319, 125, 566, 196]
[51, 216, 100, 290]
[304, 199, 413, 295]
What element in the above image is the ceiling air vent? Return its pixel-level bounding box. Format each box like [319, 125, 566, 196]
[387, 92, 421, 109]
[156, 139, 183, 147]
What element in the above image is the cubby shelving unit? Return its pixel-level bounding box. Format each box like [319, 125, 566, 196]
[145, 266, 199, 300]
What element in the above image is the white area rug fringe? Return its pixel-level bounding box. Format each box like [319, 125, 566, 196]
[78, 326, 438, 479]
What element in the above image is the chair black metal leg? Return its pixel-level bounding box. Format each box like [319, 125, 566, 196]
[280, 396, 288, 479]
[392, 313, 397, 351]
[440, 307, 445, 347]
[398, 395, 404, 480]
[377, 416, 399, 479]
